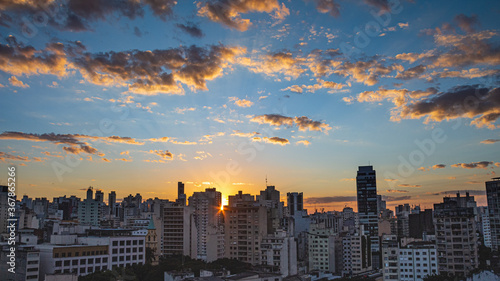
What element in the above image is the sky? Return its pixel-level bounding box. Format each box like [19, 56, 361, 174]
[0, 0, 499, 211]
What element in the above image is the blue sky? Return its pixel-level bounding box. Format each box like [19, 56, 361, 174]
[0, 0, 499, 210]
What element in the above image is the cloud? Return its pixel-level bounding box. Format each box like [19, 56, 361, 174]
[294, 116, 332, 133]
[229, 97, 254, 107]
[296, 140, 310, 146]
[0, 0, 177, 31]
[481, 139, 500, 144]
[0, 38, 244, 95]
[382, 195, 412, 202]
[197, 0, 288, 31]
[0, 152, 30, 162]
[281, 79, 345, 94]
[304, 196, 357, 204]
[398, 184, 421, 188]
[351, 85, 500, 129]
[41, 151, 63, 158]
[398, 22, 409, 29]
[451, 161, 499, 169]
[466, 181, 481, 184]
[170, 140, 197, 145]
[116, 158, 132, 162]
[395, 65, 426, 80]
[0, 131, 141, 156]
[454, 14, 479, 33]
[231, 131, 259, 138]
[251, 114, 332, 133]
[253, 136, 290, 146]
[176, 23, 204, 38]
[147, 137, 170, 142]
[311, 0, 340, 17]
[384, 178, 398, 182]
[9, 76, 29, 88]
[334, 60, 402, 86]
[251, 114, 294, 127]
[386, 189, 409, 193]
[133, 26, 142, 37]
[238, 51, 306, 79]
[432, 164, 446, 169]
[363, 0, 391, 12]
[174, 107, 196, 114]
[150, 149, 173, 159]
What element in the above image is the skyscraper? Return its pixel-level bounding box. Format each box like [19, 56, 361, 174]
[109, 191, 116, 216]
[486, 177, 500, 250]
[356, 165, 380, 269]
[188, 188, 223, 262]
[287, 192, 303, 216]
[434, 193, 478, 277]
[177, 182, 186, 206]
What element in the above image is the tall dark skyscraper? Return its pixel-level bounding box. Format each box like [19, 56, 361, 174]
[486, 177, 500, 251]
[287, 192, 303, 216]
[109, 191, 116, 215]
[356, 165, 380, 269]
[177, 181, 186, 206]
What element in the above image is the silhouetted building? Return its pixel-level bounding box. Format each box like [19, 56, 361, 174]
[486, 177, 500, 251]
[287, 192, 303, 216]
[356, 165, 380, 269]
[409, 209, 434, 239]
[177, 182, 186, 206]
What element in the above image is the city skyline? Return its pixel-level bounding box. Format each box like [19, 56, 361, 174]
[0, 0, 499, 211]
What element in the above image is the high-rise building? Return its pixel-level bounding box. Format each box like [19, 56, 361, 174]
[434, 193, 478, 277]
[0, 186, 11, 234]
[224, 191, 267, 265]
[409, 209, 435, 239]
[177, 182, 186, 206]
[95, 190, 104, 203]
[258, 186, 284, 234]
[308, 222, 336, 272]
[161, 201, 197, 257]
[486, 177, 500, 250]
[188, 188, 223, 262]
[287, 192, 303, 216]
[356, 165, 380, 269]
[109, 191, 116, 216]
[261, 230, 297, 277]
[78, 187, 101, 226]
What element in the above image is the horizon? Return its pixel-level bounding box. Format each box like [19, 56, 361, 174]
[0, 0, 499, 213]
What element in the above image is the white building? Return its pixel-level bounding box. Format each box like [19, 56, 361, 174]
[342, 230, 371, 276]
[482, 210, 492, 248]
[382, 235, 399, 281]
[77, 188, 101, 227]
[399, 242, 438, 281]
[37, 231, 146, 278]
[308, 223, 336, 272]
[261, 230, 297, 277]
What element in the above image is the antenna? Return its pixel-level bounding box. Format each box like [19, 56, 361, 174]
[266, 175, 268, 186]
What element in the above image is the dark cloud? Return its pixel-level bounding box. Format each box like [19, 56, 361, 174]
[304, 196, 357, 204]
[451, 161, 499, 169]
[363, 0, 390, 12]
[0, 131, 142, 156]
[176, 23, 204, 38]
[251, 114, 332, 133]
[432, 164, 446, 169]
[395, 65, 426, 80]
[454, 14, 479, 33]
[312, 0, 340, 17]
[0, 38, 243, 95]
[134, 26, 142, 37]
[0, 0, 177, 32]
[399, 86, 500, 129]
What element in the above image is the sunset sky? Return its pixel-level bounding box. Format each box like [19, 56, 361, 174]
[0, 0, 499, 211]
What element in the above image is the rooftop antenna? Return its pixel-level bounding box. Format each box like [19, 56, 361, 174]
[266, 175, 268, 186]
